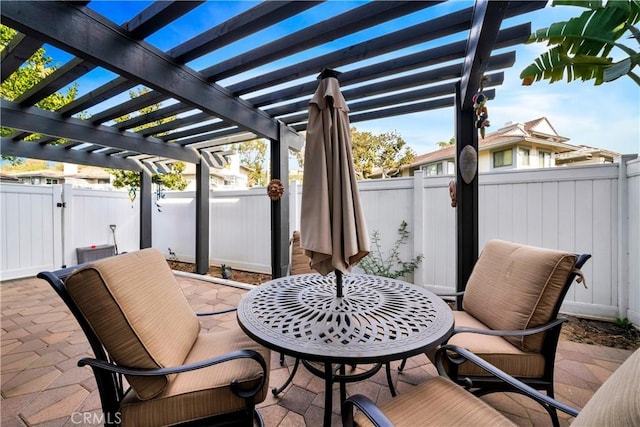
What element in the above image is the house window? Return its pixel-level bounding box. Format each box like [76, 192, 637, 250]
[493, 149, 513, 168]
[423, 162, 443, 176]
[446, 161, 455, 175]
[45, 178, 58, 184]
[519, 148, 530, 166]
[539, 151, 552, 168]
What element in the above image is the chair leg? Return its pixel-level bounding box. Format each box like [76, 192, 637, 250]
[546, 406, 560, 427]
[546, 385, 560, 427]
[385, 362, 396, 397]
[253, 408, 265, 427]
[272, 358, 300, 395]
[279, 352, 285, 366]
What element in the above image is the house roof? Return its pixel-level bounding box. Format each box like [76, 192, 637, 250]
[1, 1, 545, 172]
[8, 169, 64, 179]
[410, 116, 577, 167]
[0, 173, 23, 183]
[556, 145, 620, 163]
[7, 166, 111, 180]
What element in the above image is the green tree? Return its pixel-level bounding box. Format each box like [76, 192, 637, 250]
[521, 0, 640, 86]
[234, 139, 268, 186]
[108, 88, 188, 192]
[110, 161, 187, 191]
[437, 137, 455, 148]
[1, 25, 78, 163]
[0, 159, 59, 173]
[288, 148, 304, 182]
[351, 127, 415, 179]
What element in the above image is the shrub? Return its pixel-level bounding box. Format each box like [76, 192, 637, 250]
[358, 220, 423, 279]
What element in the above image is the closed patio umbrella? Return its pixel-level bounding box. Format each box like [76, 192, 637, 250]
[300, 68, 369, 297]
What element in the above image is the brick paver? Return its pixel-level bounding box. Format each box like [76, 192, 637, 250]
[1, 274, 634, 426]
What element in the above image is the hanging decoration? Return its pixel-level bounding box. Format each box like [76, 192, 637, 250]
[448, 180, 457, 208]
[472, 76, 490, 139]
[155, 182, 165, 212]
[459, 145, 478, 184]
[128, 187, 136, 207]
[267, 179, 285, 201]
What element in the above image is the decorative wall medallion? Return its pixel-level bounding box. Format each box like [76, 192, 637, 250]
[267, 179, 285, 201]
[459, 145, 477, 184]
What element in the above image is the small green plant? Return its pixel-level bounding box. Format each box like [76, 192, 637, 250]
[358, 220, 423, 279]
[614, 317, 632, 330]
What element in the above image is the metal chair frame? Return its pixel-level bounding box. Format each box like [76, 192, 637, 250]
[398, 252, 591, 427]
[38, 265, 267, 427]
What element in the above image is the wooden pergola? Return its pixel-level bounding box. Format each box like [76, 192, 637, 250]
[0, 0, 545, 292]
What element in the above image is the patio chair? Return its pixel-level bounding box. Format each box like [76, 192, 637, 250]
[344, 344, 640, 426]
[37, 248, 270, 427]
[398, 239, 590, 426]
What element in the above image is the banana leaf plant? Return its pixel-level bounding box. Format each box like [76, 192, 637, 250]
[521, 0, 640, 86]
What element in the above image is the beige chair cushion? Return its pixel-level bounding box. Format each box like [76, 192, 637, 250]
[291, 230, 314, 275]
[463, 240, 577, 352]
[354, 376, 516, 427]
[65, 248, 200, 400]
[573, 348, 640, 427]
[444, 312, 545, 378]
[120, 327, 270, 427]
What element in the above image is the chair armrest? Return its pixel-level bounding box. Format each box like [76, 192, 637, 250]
[342, 394, 394, 427]
[436, 344, 579, 417]
[453, 317, 567, 337]
[79, 348, 267, 398]
[196, 307, 237, 316]
[78, 349, 264, 376]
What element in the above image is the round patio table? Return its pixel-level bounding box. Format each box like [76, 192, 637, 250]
[237, 273, 454, 427]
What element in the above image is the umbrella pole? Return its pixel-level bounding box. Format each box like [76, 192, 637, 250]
[335, 269, 343, 297]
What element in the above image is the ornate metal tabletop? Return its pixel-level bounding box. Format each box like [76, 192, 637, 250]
[237, 273, 454, 364]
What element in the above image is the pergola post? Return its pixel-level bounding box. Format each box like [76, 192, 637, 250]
[139, 168, 152, 249]
[454, 81, 479, 310]
[270, 122, 291, 279]
[454, 0, 509, 309]
[195, 160, 210, 275]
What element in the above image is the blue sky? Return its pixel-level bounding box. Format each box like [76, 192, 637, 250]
[45, 1, 639, 156]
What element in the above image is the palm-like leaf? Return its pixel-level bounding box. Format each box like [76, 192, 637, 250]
[521, 0, 640, 86]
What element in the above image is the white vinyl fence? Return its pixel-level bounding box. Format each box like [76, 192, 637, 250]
[1, 159, 638, 325]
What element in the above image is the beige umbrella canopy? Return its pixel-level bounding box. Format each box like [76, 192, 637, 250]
[300, 69, 369, 297]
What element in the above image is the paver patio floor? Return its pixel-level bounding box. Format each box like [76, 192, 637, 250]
[1, 273, 634, 426]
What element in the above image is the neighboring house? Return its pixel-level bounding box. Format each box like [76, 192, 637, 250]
[405, 117, 618, 177]
[554, 145, 619, 166]
[6, 164, 112, 188]
[0, 174, 23, 184]
[5, 154, 251, 191]
[181, 154, 250, 190]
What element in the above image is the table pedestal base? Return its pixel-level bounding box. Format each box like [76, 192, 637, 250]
[273, 360, 394, 427]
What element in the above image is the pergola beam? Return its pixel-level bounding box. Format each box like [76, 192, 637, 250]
[460, 0, 511, 109]
[0, 137, 142, 171]
[124, 1, 205, 38]
[169, 1, 321, 63]
[15, 57, 97, 107]
[0, 33, 42, 83]
[1, 1, 285, 141]
[1, 100, 200, 164]
[204, 1, 437, 81]
[227, 6, 475, 96]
